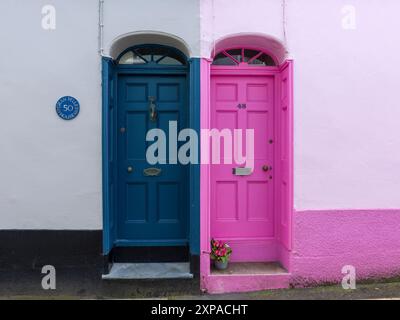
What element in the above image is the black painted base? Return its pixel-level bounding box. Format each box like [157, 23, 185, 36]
[111, 246, 189, 263]
[0, 230, 199, 278]
[0, 230, 102, 269]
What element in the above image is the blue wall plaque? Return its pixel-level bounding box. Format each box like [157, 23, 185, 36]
[55, 96, 80, 120]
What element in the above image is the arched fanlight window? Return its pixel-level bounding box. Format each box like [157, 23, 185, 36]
[212, 48, 276, 66]
[117, 45, 187, 66]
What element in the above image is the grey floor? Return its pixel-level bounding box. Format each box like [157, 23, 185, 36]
[102, 262, 193, 280]
[1, 266, 400, 299]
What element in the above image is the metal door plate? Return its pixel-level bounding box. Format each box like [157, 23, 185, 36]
[143, 167, 162, 177]
[232, 167, 252, 176]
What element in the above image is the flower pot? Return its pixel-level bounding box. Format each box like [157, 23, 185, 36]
[214, 260, 228, 270]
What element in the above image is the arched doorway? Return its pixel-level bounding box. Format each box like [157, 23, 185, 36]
[103, 42, 200, 276]
[200, 35, 293, 293]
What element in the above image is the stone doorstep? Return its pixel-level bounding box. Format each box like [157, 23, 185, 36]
[102, 262, 193, 280]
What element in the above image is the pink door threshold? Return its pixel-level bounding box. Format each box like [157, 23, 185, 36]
[204, 274, 290, 294]
[203, 262, 290, 294]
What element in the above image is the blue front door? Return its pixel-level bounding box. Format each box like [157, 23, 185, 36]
[116, 74, 189, 245]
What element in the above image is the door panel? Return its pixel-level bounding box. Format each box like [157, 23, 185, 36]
[211, 75, 275, 240]
[117, 75, 188, 243]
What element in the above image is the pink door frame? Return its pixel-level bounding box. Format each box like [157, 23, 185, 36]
[200, 57, 294, 293]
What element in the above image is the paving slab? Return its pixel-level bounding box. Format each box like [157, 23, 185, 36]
[102, 263, 193, 280]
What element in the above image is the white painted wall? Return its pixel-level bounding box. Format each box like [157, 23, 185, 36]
[201, 0, 400, 210]
[103, 0, 200, 57]
[290, 0, 400, 209]
[0, 0, 200, 229]
[200, 0, 284, 58]
[0, 0, 101, 229]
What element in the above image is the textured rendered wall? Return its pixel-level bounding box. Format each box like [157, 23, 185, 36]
[291, 210, 400, 285]
[285, 1, 400, 282]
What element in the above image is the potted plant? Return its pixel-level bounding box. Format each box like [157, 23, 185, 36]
[210, 238, 232, 270]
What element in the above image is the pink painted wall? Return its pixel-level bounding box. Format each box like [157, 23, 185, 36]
[201, 0, 400, 210]
[291, 210, 400, 286]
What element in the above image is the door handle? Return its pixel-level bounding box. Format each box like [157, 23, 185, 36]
[262, 165, 271, 172]
[148, 96, 157, 122]
[127, 166, 133, 173]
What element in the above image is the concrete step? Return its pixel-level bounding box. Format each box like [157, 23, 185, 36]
[206, 262, 291, 294]
[102, 262, 193, 280]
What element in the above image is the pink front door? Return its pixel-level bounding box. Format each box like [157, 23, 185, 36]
[210, 74, 275, 258]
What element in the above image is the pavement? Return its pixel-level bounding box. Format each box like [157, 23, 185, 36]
[1, 265, 400, 299]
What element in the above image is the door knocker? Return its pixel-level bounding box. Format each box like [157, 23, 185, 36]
[148, 96, 157, 122]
